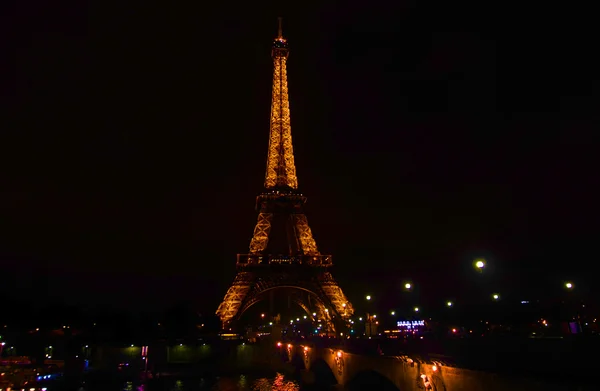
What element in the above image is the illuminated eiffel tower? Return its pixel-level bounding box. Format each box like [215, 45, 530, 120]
[215, 19, 354, 333]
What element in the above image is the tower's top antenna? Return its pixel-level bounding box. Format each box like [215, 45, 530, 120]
[277, 17, 283, 39]
[272, 16, 289, 56]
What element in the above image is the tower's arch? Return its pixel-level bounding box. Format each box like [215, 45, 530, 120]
[235, 285, 335, 331]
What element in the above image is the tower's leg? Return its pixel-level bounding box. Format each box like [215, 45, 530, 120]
[292, 214, 319, 255]
[215, 272, 255, 329]
[249, 213, 273, 254]
[316, 272, 354, 321]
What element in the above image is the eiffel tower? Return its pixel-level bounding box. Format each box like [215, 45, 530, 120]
[216, 18, 354, 333]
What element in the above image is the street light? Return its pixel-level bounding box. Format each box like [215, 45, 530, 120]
[474, 259, 486, 272]
[492, 293, 500, 300]
[447, 301, 453, 307]
[366, 295, 371, 301]
[565, 282, 574, 289]
[404, 282, 412, 290]
[390, 311, 395, 316]
[414, 307, 419, 312]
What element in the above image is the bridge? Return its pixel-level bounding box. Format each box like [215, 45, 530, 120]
[272, 338, 595, 391]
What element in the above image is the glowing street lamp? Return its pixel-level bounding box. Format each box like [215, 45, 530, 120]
[404, 282, 412, 290]
[565, 282, 574, 289]
[447, 301, 453, 307]
[414, 307, 419, 312]
[492, 293, 500, 300]
[366, 295, 371, 301]
[474, 259, 486, 271]
[390, 311, 395, 316]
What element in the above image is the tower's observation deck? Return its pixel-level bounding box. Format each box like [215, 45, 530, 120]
[272, 37, 289, 55]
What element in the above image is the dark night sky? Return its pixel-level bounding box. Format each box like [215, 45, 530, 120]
[1, 1, 598, 313]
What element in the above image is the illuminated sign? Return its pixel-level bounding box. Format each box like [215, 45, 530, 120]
[397, 320, 425, 327]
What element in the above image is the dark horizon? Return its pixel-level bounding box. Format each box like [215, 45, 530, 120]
[1, 2, 598, 313]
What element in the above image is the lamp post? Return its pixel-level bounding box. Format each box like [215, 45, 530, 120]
[365, 295, 377, 337]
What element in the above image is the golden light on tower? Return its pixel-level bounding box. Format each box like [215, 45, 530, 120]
[215, 18, 354, 332]
[264, 17, 298, 190]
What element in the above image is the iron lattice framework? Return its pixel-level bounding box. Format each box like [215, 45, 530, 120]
[216, 19, 353, 332]
[265, 18, 298, 190]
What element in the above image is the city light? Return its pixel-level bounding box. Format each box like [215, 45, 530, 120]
[404, 283, 412, 290]
[366, 295, 371, 301]
[390, 311, 395, 315]
[565, 282, 574, 289]
[398, 320, 424, 327]
[447, 301, 453, 307]
[492, 294, 500, 300]
[414, 307, 419, 312]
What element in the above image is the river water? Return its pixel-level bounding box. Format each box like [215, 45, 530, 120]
[130, 373, 303, 390]
[72, 372, 338, 391]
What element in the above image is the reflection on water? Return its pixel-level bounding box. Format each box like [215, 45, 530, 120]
[248, 373, 300, 390]
[119, 373, 302, 391]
